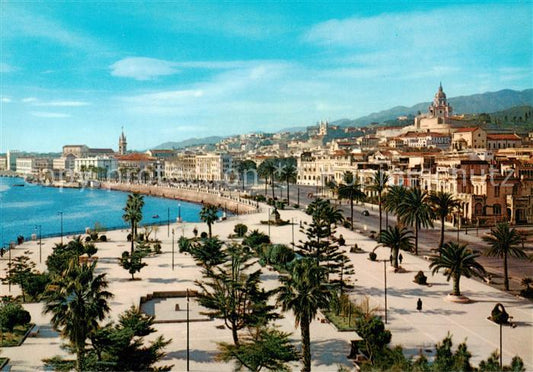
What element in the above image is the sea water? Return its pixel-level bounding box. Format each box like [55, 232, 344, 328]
[0, 177, 203, 247]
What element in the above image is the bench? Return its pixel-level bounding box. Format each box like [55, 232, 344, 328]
[29, 325, 40, 337]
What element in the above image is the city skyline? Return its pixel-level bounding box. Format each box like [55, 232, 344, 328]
[1, 1, 532, 152]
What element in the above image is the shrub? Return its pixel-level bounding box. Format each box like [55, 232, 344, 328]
[292, 204, 299, 209]
[267, 244, 295, 266]
[414, 271, 427, 285]
[0, 302, 31, 332]
[89, 231, 99, 241]
[234, 224, 248, 238]
[255, 195, 266, 202]
[243, 230, 271, 248]
[153, 243, 162, 254]
[99, 235, 107, 242]
[369, 252, 377, 261]
[343, 221, 352, 229]
[200, 232, 208, 239]
[178, 236, 191, 253]
[85, 236, 91, 242]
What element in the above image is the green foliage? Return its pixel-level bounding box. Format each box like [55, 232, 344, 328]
[336, 171, 366, 230]
[265, 244, 295, 268]
[119, 249, 148, 280]
[369, 252, 377, 261]
[396, 188, 434, 255]
[178, 236, 192, 253]
[199, 204, 219, 238]
[233, 223, 248, 238]
[46, 237, 96, 276]
[189, 238, 227, 268]
[123, 193, 144, 254]
[196, 244, 278, 345]
[217, 327, 299, 372]
[153, 242, 161, 254]
[43, 260, 113, 372]
[0, 301, 31, 332]
[3, 253, 36, 302]
[25, 272, 50, 301]
[378, 225, 413, 268]
[355, 316, 391, 362]
[44, 306, 172, 371]
[243, 229, 271, 250]
[483, 223, 526, 291]
[430, 242, 486, 296]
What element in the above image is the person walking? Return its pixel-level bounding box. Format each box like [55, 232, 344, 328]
[417, 298, 423, 311]
[399, 253, 403, 264]
[389, 254, 393, 265]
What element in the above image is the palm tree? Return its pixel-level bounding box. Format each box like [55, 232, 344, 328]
[396, 188, 434, 255]
[429, 191, 461, 254]
[378, 225, 413, 269]
[306, 198, 344, 236]
[258, 159, 276, 199]
[337, 171, 366, 230]
[368, 169, 389, 233]
[277, 258, 331, 372]
[122, 193, 144, 254]
[383, 185, 408, 222]
[199, 204, 219, 238]
[237, 160, 257, 192]
[430, 241, 486, 297]
[482, 222, 526, 291]
[279, 164, 297, 205]
[44, 260, 113, 371]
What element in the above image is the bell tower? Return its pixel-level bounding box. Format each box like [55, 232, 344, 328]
[118, 127, 127, 155]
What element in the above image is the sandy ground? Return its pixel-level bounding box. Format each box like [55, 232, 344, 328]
[1, 206, 532, 371]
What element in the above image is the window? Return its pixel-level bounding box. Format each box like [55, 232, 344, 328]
[494, 185, 500, 197]
[493, 204, 502, 215]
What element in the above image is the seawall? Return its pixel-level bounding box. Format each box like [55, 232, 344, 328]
[100, 182, 258, 215]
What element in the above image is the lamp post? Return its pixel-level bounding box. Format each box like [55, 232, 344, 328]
[382, 259, 388, 324]
[186, 288, 190, 371]
[291, 218, 295, 248]
[35, 225, 42, 263]
[167, 207, 170, 237]
[57, 211, 63, 244]
[171, 228, 175, 270]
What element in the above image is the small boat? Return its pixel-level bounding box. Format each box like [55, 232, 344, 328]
[12, 183, 25, 187]
[152, 214, 160, 219]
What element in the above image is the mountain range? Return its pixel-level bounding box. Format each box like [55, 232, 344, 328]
[153, 88, 532, 149]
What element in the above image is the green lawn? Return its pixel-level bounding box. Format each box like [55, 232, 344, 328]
[323, 310, 357, 331]
[0, 323, 34, 347]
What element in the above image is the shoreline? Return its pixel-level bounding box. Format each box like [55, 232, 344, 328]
[100, 181, 259, 215]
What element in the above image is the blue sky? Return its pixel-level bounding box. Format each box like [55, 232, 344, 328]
[1, 0, 532, 152]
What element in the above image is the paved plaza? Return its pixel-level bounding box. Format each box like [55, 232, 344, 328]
[1, 207, 532, 371]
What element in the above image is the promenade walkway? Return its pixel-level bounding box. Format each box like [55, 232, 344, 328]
[0, 207, 531, 370]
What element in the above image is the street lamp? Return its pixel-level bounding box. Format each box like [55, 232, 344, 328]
[57, 212, 63, 244]
[35, 225, 42, 263]
[186, 288, 190, 371]
[172, 228, 175, 270]
[381, 259, 388, 324]
[167, 207, 170, 237]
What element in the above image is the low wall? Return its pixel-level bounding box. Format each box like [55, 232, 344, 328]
[101, 182, 258, 214]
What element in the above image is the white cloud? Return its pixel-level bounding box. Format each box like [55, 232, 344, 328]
[36, 101, 91, 107]
[110, 57, 179, 80]
[22, 97, 38, 103]
[1, 97, 12, 103]
[31, 111, 70, 118]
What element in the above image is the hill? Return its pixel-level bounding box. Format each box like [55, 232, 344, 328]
[153, 136, 224, 150]
[335, 88, 533, 127]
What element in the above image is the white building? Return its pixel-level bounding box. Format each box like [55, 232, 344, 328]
[74, 156, 118, 176]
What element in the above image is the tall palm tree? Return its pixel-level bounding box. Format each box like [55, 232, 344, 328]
[369, 169, 389, 233]
[306, 198, 344, 236]
[429, 191, 461, 254]
[277, 258, 331, 372]
[279, 164, 297, 205]
[378, 225, 414, 269]
[44, 260, 113, 371]
[337, 171, 366, 230]
[199, 204, 219, 238]
[429, 242, 486, 297]
[237, 160, 257, 192]
[396, 188, 434, 255]
[122, 193, 144, 254]
[482, 222, 526, 291]
[383, 185, 408, 223]
[258, 159, 276, 199]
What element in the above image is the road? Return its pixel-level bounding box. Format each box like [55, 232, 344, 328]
[247, 183, 533, 292]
